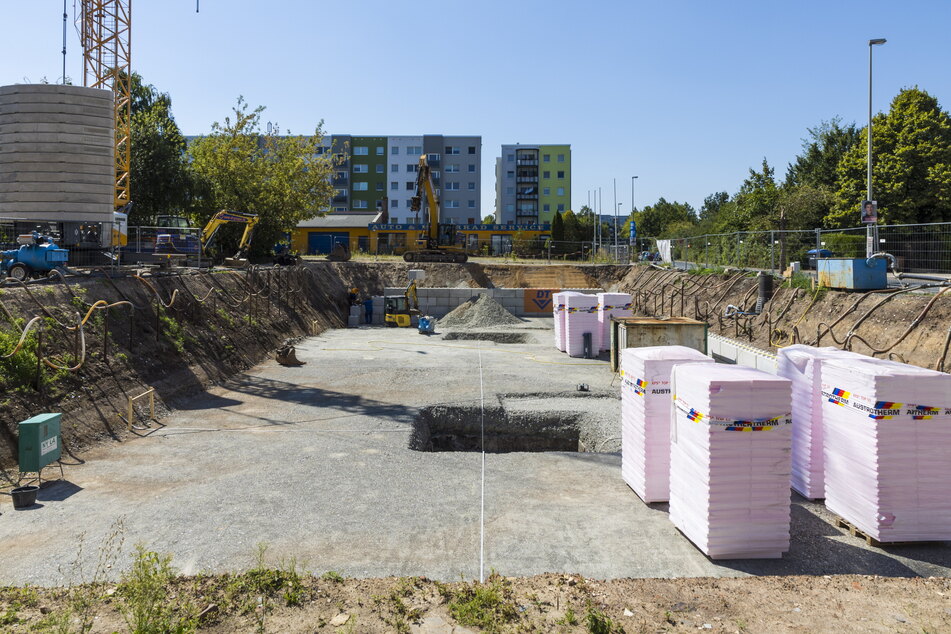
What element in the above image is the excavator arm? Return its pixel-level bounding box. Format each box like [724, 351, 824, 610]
[405, 156, 467, 263]
[201, 210, 260, 266]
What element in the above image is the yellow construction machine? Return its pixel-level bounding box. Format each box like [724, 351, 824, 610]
[201, 210, 260, 267]
[404, 156, 468, 263]
[384, 280, 419, 327]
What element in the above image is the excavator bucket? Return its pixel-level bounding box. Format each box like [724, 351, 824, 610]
[326, 242, 351, 262]
[276, 344, 305, 366]
[224, 257, 249, 268]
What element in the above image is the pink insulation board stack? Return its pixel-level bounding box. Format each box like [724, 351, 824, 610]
[597, 292, 633, 352]
[669, 363, 793, 559]
[552, 291, 581, 352]
[564, 294, 599, 358]
[776, 345, 868, 500]
[821, 356, 951, 543]
[620, 346, 714, 503]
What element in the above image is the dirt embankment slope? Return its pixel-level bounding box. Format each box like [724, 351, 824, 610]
[0, 267, 345, 468]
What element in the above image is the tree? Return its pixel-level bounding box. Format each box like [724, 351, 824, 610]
[830, 87, 951, 226]
[129, 73, 192, 225]
[717, 159, 780, 232]
[187, 97, 338, 258]
[482, 214, 495, 224]
[562, 209, 581, 244]
[550, 211, 565, 243]
[632, 198, 697, 238]
[699, 191, 730, 223]
[785, 117, 861, 189]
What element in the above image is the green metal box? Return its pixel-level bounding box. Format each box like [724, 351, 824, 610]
[18, 412, 62, 473]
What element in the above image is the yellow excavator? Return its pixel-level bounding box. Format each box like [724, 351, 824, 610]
[201, 210, 260, 267]
[384, 280, 419, 327]
[403, 155, 468, 263]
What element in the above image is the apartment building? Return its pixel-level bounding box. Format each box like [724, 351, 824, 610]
[325, 134, 482, 224]
[495, 144, 571, 225]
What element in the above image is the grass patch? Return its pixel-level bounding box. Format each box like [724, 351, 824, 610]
[585, 603, 625, 633]
[446, 574, 519, 633]
[117, 546, 198, 634]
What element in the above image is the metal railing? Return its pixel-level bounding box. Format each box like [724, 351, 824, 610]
[639, 222, 951, 275]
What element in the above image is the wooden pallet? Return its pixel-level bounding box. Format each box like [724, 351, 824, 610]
[834, 517, 924, 548]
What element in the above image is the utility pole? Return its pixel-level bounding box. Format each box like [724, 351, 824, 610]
[867, 38, 886, 257]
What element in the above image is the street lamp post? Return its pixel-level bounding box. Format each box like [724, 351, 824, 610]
[631, 176, 638, 214]
[867, 37, 886, 257]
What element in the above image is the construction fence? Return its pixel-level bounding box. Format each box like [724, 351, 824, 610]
[641, 222, 951, 275]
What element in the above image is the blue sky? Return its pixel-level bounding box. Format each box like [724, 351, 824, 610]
[2, 1, 949, 219]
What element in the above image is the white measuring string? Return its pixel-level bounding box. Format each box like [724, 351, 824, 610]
[478, 345, 486, 583]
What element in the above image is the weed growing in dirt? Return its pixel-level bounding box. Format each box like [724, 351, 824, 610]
[585, 603, 624, 633]
[158, 307, 186, 354]
[321, 570, 344, 583]
[117, 546, 198, 633]
[556, 605, 578, 625]
[224, 544, 306, 617]
[0, 586, 39, 626]
[35, 518, 126, 634]
[216, 307, 236, 329]
[446, 573, 519, 632]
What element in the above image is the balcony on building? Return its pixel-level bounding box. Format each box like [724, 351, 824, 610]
[332, 194, 348, 204]
[331, 173, 349, 185]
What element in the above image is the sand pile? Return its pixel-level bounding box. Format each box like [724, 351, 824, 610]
[440, 294, 522, 329]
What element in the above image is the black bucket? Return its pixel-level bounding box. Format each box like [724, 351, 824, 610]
[11, 485, 39, 509]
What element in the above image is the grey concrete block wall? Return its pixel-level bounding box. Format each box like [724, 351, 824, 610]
[381, 287, 603, 318]
[0, 84, 115, 223]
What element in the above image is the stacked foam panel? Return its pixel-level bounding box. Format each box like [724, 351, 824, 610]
[822, 357, 951, 542]
[776, 345, 867, 500]
[669, 363, 793, 559]
[620, 346, 713, 503]
[564, 294, 598, 358]
[552, 291, 580, 352]
[597, 292, 633, 352]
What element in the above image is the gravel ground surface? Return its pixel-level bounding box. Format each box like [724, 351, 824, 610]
[1, 320, 949, 586]
[438, 293, 524, 328]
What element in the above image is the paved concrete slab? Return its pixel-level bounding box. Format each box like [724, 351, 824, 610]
[1, 321, 949, 585]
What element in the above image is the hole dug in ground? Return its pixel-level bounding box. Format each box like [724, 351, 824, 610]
[411, 403, 582, 453]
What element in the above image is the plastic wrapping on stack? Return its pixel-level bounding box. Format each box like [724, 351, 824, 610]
[553, 291, 580, 352]
[620, 346, 713, 503]
[821, 357, 951, 542]
[777, 345, 867, 500]
[669, 363, 793, 559]
[597, 292, 633, 352]
[564, 294, 598, 358]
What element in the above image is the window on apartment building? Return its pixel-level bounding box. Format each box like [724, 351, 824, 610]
[543, 171, 550, 179]
[468, 146, 476, 154]
[406, 164, 418, 172]
[557, 187, 565, 196]
[391, 199, 398, 208]
[445, 146, 460, 155]
[390, 181, 398, 190]
[428, 153, 440, 163]
[354, 146, 368, 155]
[391, 164, 398, 172]
[376, 182, 384, 191]
[468, 164, 476, 173]
[334, 207, 346, 212]
[376, 164, 384, 173]
[406, 145, 422, 156]
[543, 204, 550, 212]
[432, 171, 440, 181]
[557, 204, 565, 212]
[557, 154, 565, 162]
[335, 189, 347, 198]
[391, 147, 399, 155]
[446, 164, 459, 173]
[543, 187, 550, 195]
[446, 200, 460, 208]
[506, 170, 514, 177]
[446, 182, 459, 191]
[468, 200, 475, 208]
[353, 182, 368, 191]
[507, 154, 514, 162]
[406, 182, 414, 190]
[376, 146, 384, 155]
[354, 200, 368, 208]
[468, 182, 475, 191]
[543, 154, 550, 162]
[353, 164, 368, 173]
[557, 171, 565, 179]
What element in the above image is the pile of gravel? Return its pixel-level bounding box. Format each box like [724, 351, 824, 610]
[440, 294, 522, 329]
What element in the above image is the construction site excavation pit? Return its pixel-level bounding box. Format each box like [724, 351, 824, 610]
[410, 393, 621, 453]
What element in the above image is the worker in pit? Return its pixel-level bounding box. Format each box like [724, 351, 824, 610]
[348, 287, 359, 306]
[363, 296, 373, 324]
